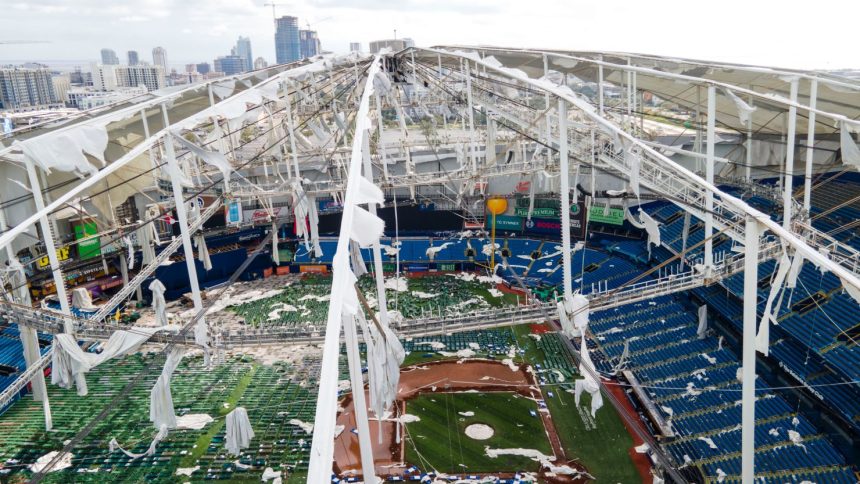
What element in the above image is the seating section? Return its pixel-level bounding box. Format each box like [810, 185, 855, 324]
[590, 296, 857, 483]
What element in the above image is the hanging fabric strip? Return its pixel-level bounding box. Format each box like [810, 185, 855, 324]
[756, 251, 791, 356]
[123, 236, 135, 270]
[723, 88, 756, 126]
[148, 279, 168, 326]
[150, 348, 185, 429]
[680, 212, 691, 268]
[697, 305, 708, 339]
[272, 224, 280, 266]
[349, 241, 367, 278]
[225, 407, 255, 456]
[109, 424, 168, 460]
[194, 233, 212, 271]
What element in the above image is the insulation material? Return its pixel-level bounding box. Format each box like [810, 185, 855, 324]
[723, 88, 756, 125]
[623, 140, 641, 198]
[639, 209, 661, 256]
[123, 236, 135, 270]
[356, 310, 405, 432]
[307, 194, 323, 256]
[840, 121, 860, 171]
[194, 233, 212, 271]
[350, 205, 385, 248]
[71, 287, 98, 311]
[349, 240, 367, 278]
[272, 224, 280, 266]
[15, 124, 108, 177]
[225, 407, 255, 456]
[697, 305, 708, 339]
[756, 251, 791, 356]
[149, 279, 168, 326]
[574, 336, 603, 419]
[109, 424, 168, 460]
[174, 135, 232, 184]
[52, 327, 167, 395]
[570, 293, 590, 332]
[150, 348, 185, 429]
[556, 300, 575, 337]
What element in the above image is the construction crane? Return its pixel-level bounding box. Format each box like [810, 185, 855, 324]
[263, 2, 288, 23]
[305, 17, 332, 31]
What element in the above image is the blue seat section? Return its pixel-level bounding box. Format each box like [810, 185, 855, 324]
[0, 324, 52, 414]
[701, 439, 848, 479]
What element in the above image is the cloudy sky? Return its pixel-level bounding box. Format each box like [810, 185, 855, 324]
[0, 0, 858, 71]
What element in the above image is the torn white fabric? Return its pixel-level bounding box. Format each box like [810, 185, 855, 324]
[840, 121, 860, 171]
[723, 88, 756, 126]
[557, 301, 575, 337]
[350, 205, 385, 248]
[786, 252, 804, 289]
[756, 251, 791, 356]
[356, 310, 405, 431]
[29, 451, 72, 473]
[272, 224, 280, 266]
[639, 209, 661, 255]
[623, 140, 641, 198]
[349, 240, 367, 277]
[15, 124, 107, 177]
[109, 424, 168, 460]
[211, 80, 236, 99]
[71, 287, 98, 311]
[624, 206, 646, 229]
[52, 327, 168, 395]
[174, 135, 232, 184]
[225, 407, 255, 456]
[194, 233, 212, 271]
[575, 336, 603, 418]
[840, 276, 860, 306]
[570, 293, 589, 332]
[697, 305, 708, 340]
[150, 348, 185, 429]
[149, 279, 168, 326]
[123, 236, 135, 270]
[307, 194, 322, 256]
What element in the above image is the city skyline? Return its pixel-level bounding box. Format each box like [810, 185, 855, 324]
[3, 0, 860, 70]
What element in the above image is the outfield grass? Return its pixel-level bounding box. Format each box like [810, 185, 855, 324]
[512, 326, 642, 482]
[404, 392, 551, 473]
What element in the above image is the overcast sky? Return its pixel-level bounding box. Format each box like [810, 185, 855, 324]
[0, 0, 858, 71]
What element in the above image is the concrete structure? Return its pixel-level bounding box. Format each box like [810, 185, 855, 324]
[299, 30, 321, 59]
[100, 48, 119, 65]
[0, 66, 60, 111]
[152, 47, 168, 77]
[275, 16, 300, 64]
[127, 50, 139, 66]
[234, 36, 253, 73]
[254, 57, 268, 70]
[90, 63, 117, 91]
[214, 55, 246, 76]
[115, 65, 165, 92]
[350, 42, 361, 53]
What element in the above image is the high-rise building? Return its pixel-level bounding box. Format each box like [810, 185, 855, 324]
[196, 63, 211, 75]
[350, 42, 361, 53]
[214, 55, 246, 76]
[0, 67, 60, 111]
[234, 36, 253, 73]
[127, 50, 139, 66]
[69, 67, 92, 87]
[299, 30, 321, 59]
[90, 63, 117, 91]
[100, 48, 119, 65]
[51, 75, 71, 104]
[254, 57, 268, 70]
[152, 47, 168, 76]
[275, 16, 300, 64]
[115, 65, 165, 92]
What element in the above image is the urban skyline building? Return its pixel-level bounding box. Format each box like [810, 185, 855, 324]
[299, 30, 321, 59]
[275, 16, 301, 64]
[152, 47, 168, 77]
[115, 65, 165, 92]
[233, 36, 253, 73]
[253, 57, 268, 70]
[90, 63, 117, 91]
[350, 42, 361, 53]
[127, 50, 139, 66]
[0, 66, 60, 111]
[100, 48, 119, 65]
[196, 62, 211, 75]
[214, 55, 245, 76]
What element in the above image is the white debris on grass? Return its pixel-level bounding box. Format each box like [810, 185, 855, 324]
[439, 349, 476, 358]
[501, 359, 519, 372]
[298, 294, 330, 302]
[29, 451, 73, 473]
[415, 341, 446, 350]
[175, 466, 200, 476]
[289, 419, 314, 434]
[411, 290, 438, 299]
[488, 288, 504, 298]
[176, 414, 214, 430]
[635, 443, 650, 453]
[458, 411, 475, 417]
[384, 276, 408, 292]
[551, 369, 565, 383]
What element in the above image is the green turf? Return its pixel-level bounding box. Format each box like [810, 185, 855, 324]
[512, 326, 642, 482]
[404, 392, 551, 473]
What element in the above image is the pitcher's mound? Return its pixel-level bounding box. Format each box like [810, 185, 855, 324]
[465, 423, 494, 440]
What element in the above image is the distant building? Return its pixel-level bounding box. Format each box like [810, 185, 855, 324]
[51, 75, 71, 104]
[115, 65, 165, 92]
[254, 57, 268, 70]
[152, 47, 168, 77]
[90, 63, 117, 91]
[0, 66, 61, 111]
[350, 42, 361, 53]
[234, 36, 253, 73]
[196, 63, 211, 75]
[69, 67, 92, 87]
[127, 50, 139, 66]
[68, 86, 147, 110]
[402, 38, 415, 48]
[299, 30, 321, 59]
[275, 16, 301, 64]
[214, 55, 245, 76]
[369, 39, 410, 53]
[100, 48, 119, 65]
